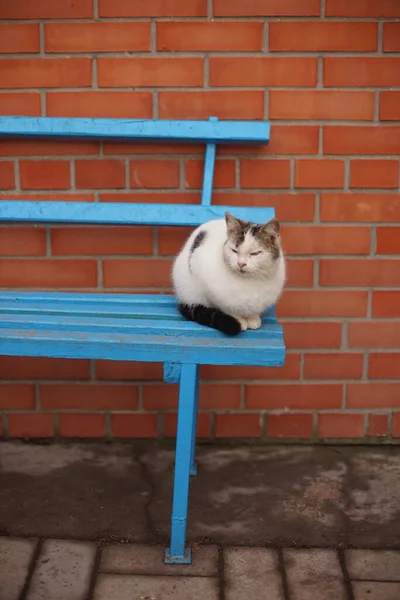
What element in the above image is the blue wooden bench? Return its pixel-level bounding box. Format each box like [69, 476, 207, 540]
[0, 116, 286, 564]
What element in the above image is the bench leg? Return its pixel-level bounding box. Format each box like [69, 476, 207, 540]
[165, 363, 199, 565]
[189, 366, 199, 477]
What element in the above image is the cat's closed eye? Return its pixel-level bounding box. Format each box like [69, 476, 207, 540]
[250, 251, 261, 256]
[231, 248, 238, 254]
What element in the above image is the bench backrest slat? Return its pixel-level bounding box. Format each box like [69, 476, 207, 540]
[0, 116, 270, 145]
[0, 201, 275, 227]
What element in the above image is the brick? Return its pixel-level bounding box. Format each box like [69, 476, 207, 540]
[304, 353, 363, 380]
[130, 160, 180, 189]
[326, 0, 400, 17]
[157, 227, 197, 256]
[28, 540, 95, 600]
[0, 384, 35, 410]
[215, 413, 261, 438]
[47, 91, 152, 119]
[321, 194, 400, 222]
[210, 57, 317, 87]
[268, 125, 319, 155]
[101, 543, 218, 576]
[0, 59, 91, 89]
[0, 140, 99, 157]
[284, 322, 342, 349]
[349, 322, 400, 349]
[163, 412, 211, 438]
[75, 159, 125, 189]
[0, 93, 41, 117]
[247, 384, 342, 409]
[0, 24, 40, 53]
[185, 159, 235, 189]
[279, 291, 368, 317]
[240, 159, 291, 189]
[325, 58, 400, 87]
[143, 383, 242, 410]
[369, 353, 400, 379]
[99, 0, 207, 16]
[214, 192, 315, 222]
[214, 0, 320, 16]
[111, 414, 158, 438]
[52, 226, 153, 256]
[105, 142, 203, 156]
[373, 291, 400, 317]
[0, 162, 15, 190]
[269, 91, 374, 121]
[321, 259, 400, 287]
[0, 356, 90, 380]
[0, 538, 37, 600]
[158, 91, 265, 120]
[158, 21, 262, 51]
[283, 226, 370, 256]
[393, 414, 400, 437]
[20, 160, 70, 190]
[98, 58, 203, 88]
[0, 259, 97, 288]
[225, 548, 283, 600]
[285, 549, 347, 599]
[368, 414, 389, 437]
[142, 384, 177, 410]
[270, 22, 377, 52]
[100, 192, 199, 205]
[353, 582, 400, 599]
[45, 22, 151, 53]
[318, 414, 364, 438]
[380, 92, 400, 121]
[103, 259, 172, 288]
[267, 414, 313, 438]
[348, 383, 400, 408]
[41, 384, 139, 410]
[8, 413, 54, 438]
[96, 361, 163, 381]
[202, 355, 301, 381]
[351, 160, 399, 189]
[383, 23, 400, 52]
[59, 414, 106, 438]
[295, 160, 344, 189]
[377, 227, 400, 254]
[348, 549, 400, 580]
[286, 259, 314, 287]
[0, 193, 94, 202]
[324, 126, 400, 156]
[0, 227, 46, 256]
[0, 0, 93, 18]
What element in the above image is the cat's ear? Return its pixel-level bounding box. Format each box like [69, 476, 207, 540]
[260, 218, 280, 239]
[225, 211, 242, 237]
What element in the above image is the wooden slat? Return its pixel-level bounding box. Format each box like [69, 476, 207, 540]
[0, 201, 275, 226]
[0, 116, 270, 145]
[0, 328, 285, 366]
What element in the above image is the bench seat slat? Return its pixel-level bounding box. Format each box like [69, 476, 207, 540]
[0, 117, 270, 145]
[0, 201, 275, 227]
[0, 313, 283, 340]
[0, 328, 285, 366]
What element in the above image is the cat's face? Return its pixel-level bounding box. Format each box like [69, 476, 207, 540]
[223, 212, 281, 276]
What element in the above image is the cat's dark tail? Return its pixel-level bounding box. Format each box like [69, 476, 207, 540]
[179, 303, 242, 336]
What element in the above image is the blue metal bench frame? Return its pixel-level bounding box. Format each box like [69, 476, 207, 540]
[0, 116, 285, 564]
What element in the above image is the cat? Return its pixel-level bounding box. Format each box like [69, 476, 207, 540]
[172, 211, 286, 335]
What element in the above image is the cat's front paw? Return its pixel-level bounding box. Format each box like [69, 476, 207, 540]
[237, 316, 248, 331]
[246, 315, 262, 330]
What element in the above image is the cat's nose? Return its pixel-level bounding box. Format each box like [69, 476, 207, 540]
[238, 262, 247, 269]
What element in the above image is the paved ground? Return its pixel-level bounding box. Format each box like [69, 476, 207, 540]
[1, 441, 400, 599]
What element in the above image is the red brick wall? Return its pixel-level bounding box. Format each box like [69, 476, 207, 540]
[1, 0, 400, 442]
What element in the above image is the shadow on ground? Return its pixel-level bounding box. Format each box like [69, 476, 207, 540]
[1, 442, 399, 548]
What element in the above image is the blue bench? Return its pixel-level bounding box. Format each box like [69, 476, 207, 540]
[0, 116, 286, 564]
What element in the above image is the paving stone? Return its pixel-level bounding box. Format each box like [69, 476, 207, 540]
[284, 549, 347, 600]
[347, 550, 400, 581]
[353, 581, 400, 600]
[101, 543, 217, 576]
[224, 547, 284, 600]
[27, 539, 96, 600]
[94, 574, 218, 600]
[0, 537, 37, 600]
